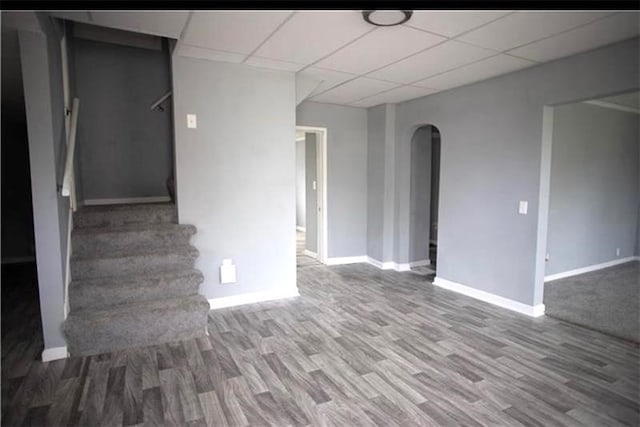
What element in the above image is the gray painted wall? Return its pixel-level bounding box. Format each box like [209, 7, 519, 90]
[296, 139, 306, 229]
[172, 57, 296, 300]
[19, 15, 69, 349]
[637, 139, 640, 257]
[409, 126, 431, 263]
[430, 132, 441, 242]
[366, 105, 386, 261]
[305, 133, 318, 252]
[73, 38, 172, 200]
[296, 101, 368, 258]
[368, 37, 639, 306]
[546, 102, 639, 275]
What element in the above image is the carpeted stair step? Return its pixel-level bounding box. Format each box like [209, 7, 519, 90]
[72, 223, 196, 256]
[74, 203, 176, 229]
[69, 269, 204, 312]
[64, 295, 210, 356]
[71, 245, 199, 280]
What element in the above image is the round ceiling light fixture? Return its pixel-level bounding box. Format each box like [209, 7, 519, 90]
[362, 10, 413, 27]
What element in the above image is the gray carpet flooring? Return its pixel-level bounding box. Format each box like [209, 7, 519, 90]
[544, 260, 640, 342]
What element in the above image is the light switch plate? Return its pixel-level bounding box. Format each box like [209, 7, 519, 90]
[518, 201, 528, 215]
[187, 114, 197, 129]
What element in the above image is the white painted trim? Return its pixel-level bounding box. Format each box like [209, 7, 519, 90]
[63, 211, 73, 318]
[544, 256, 640, 282]
[303, 249, 317, 258]
[297, 126, 328, 265]
[326, 256, 368, 265]
[323, 255, 427, 271]
[83, 196, 171, 206]
[208, 288, 299, 310]
[433, 276, 545, 318]
[394, 263, 411, 272]
[409, 259, 431, 267]
[296, 226, 306, 232]
[1, 256, 36, 264]
[366, 257, 411, 272]
[42, 346, 69, 362]
[584, 100, 640, 115]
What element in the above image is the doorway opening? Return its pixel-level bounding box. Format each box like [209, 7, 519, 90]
[295, 126, 327, 267]
[409, 124, 441, 279]
[537, 92, 639, 342]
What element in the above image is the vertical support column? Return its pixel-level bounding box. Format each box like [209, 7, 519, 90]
[382, 104, 396, 263]
[19, 29, 68, 355]
[533, 106, 554, 307]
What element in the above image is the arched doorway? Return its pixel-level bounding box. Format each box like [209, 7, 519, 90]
[409, 124, 441, 278]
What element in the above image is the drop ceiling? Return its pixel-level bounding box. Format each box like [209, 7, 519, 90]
[49, 10, 640, 108]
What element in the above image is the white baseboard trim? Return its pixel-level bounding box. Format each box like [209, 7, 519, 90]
[544, 256, 640, 282]
[42, 346, 69, 362]
[366, 257, 411, 272]
[433, 276, 545, 318]
[409, 259, 431, 268]
[83, 196, 171, 206]
[326, 256, 368, 265]
[303, 249, 318, 259]
[296, 226, 306, 232]
[208, 288, 300, 310]
[1, 256, 36, 264]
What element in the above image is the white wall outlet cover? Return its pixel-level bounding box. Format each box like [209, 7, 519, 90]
[518, 201, 528, 215]
[187, 114, 197, 129]
[220, 258, 236, 284]
[312, 180, 317, 190]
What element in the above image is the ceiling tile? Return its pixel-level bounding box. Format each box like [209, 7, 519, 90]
[350, 85, 437, 108]
[406, 11, 512, 37]
[314, 26, 445, 75]
[458, 11, 612, 51]
[508, 13, 640, 63]
[368, 40, 495, 84]
[414, 54, 535, 90]
[297, 67, 358, 97]
[310, 77, 398, 104]
[254, 11, 373, 65]
[89, 11, 189, 38]
[245, 56, 304, 72]
[184, 11, 292, 54]
[178, 44, 247, 63]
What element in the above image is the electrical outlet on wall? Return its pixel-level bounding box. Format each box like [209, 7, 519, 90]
[616, 248, 621, 257]
[220, 259, 236, 284]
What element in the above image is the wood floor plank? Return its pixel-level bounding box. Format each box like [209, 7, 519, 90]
[2, 261, 639, 426]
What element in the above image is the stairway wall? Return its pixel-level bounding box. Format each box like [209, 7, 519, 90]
[73, 36, 173, 200]
[172, 58, 297, 302]
[18, 15, 70, 351]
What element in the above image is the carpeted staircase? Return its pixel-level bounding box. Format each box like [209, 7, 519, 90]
[63, 203, 210, 356]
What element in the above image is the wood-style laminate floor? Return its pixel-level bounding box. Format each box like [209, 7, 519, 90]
[2, 261, 639, 426]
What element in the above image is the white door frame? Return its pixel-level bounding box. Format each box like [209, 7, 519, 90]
[296, 126, 328, 264]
